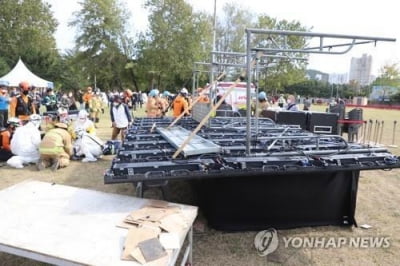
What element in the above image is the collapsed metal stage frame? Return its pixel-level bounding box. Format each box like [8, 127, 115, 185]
[104, 29, 398, 230]
[105, 116, 400, 184]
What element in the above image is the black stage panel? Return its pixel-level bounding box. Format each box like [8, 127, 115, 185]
[307, 112, 339, 134]
[193, 171, 358, 231]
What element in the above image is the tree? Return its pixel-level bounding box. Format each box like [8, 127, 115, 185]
[69, 0, 136, 90]
[371, 63, 400, 102]
[254, 17, 310, 95]
[0, 0, 59, 80]
[138, 0, 212, 92]
[211, 4, 310, 93]
[372, 63, 400, 87]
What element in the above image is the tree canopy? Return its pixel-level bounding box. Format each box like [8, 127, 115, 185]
[0, 0, 59, 81]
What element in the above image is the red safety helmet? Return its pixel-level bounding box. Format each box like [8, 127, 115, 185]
[19, 81, 30, 91]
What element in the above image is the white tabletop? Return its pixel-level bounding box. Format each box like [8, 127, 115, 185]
[0, 180, 197, 266]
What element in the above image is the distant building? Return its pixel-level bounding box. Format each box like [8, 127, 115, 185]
[329, 73, 348, 84]
[349, 54, 373, 86]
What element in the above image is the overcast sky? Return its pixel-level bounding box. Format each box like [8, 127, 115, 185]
[45, 0, 399, 76]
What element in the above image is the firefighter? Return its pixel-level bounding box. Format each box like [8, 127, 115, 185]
[82, 86, 94, 111]
[9, 81, 36, 122]
[253, 91, 270, 116]
[37, 122, 72, 171]
[172, 88, 189, 118]
[88, 92, 104, 127]
[0, 118, 20, 161]
[146, 89, 161, 118]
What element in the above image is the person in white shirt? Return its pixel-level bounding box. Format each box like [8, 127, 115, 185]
[286, 95, 299, 111]
[110, 95, 132, 140]
[7, 114, 42, 168]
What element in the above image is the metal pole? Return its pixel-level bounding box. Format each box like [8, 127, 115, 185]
[210, 0, 217, 84]
[192, 71, 196, 96]
[389, 120, 398, 147]
[379, 120, 384, 145]
[246, 29, 252, 156]
[255, 58, 259, 135]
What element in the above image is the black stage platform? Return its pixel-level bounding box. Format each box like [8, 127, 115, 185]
[104, 116, 400, 231]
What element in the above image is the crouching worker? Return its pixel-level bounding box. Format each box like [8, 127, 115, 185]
[37, 122, 72, 171]
[7, 114, 42, 168]
[0, 118, 20, 161]
[74, 128, 103, 162]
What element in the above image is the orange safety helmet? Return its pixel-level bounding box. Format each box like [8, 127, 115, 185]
[19, 81, 30, 91]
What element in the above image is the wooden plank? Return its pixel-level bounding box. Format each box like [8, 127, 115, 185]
[0, 180, 197, 266]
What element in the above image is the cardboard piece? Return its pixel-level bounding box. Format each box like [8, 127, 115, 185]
[138, 238, 167, 262]
[121, 227, 159, 260]
[130, 247, 147, 265]
[129, 207, 179, 222]
[147, 200, 169, 208]
[116, 220, 138, 230]
[159, 213, 188, 233]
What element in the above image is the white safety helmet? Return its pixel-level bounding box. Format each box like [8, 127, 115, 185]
[258, 91, 267, 100]
[29, 114, 42, 128]
[78, 109, 88, 120]
[149, 89, 159, 97]
[180, 88, 188, 95]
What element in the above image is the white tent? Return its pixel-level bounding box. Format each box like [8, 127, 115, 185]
[0, 58, 54, 88]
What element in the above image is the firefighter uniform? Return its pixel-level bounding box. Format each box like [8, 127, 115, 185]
[38, 123, 72, 170]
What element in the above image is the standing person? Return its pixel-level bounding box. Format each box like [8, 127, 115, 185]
[286, 95, 299, 111]
[82, 86, 94, 111]
[146, 89, 162, 118]
[131, 91, 138, 111]
[37, 122, 72, 171]
[10, 87, 18, 97]
[77, 89, 84, 109]
[138, 91, 143, 108]
[303, 96, 311, 111]
[110, 95, 132, 140]
[9, 81, 36, 123]
[0, 118, 20, 161]
[31, 86, 42, 115]
[123, 89, 134, 116]
[42, 88, 58, 112]
[253, 91, 270, 116]
[89, 93, 104, 127]
[277, 94, 286, 108]
[172, 88, 189, 118]
[67, 91, 78, 110]
[0, 87, 10, 128]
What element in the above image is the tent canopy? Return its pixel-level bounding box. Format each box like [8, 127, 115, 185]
[0, 58, 54, 88]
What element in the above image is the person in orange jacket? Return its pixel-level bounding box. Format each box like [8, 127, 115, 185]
[172, 88, 190, 118]
[9, 81, 36, 122]
[0, 118, 20, 161]
[82, 86, 93, 111]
